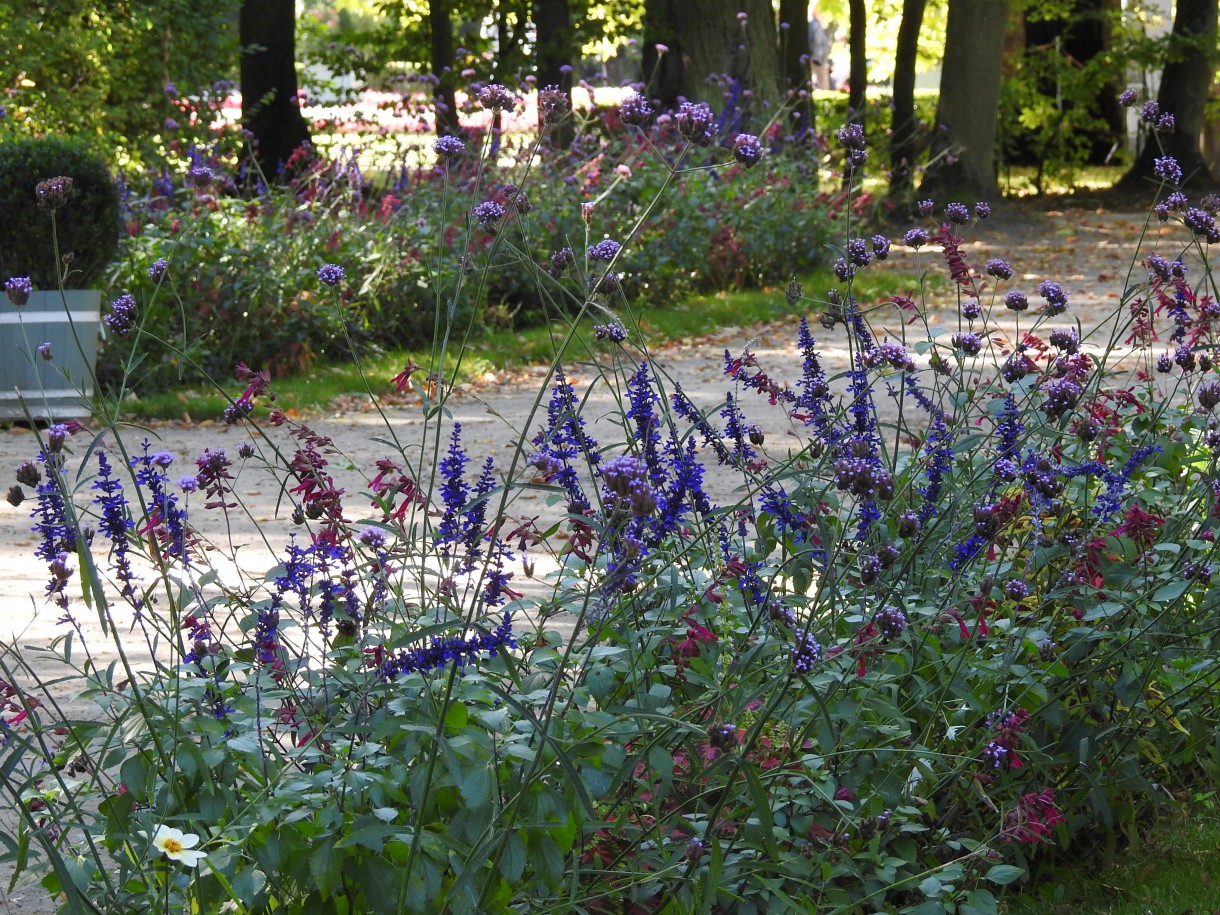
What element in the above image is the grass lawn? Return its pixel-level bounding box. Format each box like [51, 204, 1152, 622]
[1007, 795, 1220, 913]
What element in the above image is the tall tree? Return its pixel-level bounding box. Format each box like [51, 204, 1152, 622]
[1115, 0, 1218, 194]
[428, 0, 460, 136]
[847, 0, 866, 118]
[240, 0, 310, 178]
[920, 0, 1010, 199]
[778, 0, 814, 134]
[888, 0, 928, 206]
[641, 0, 781, 130]
[534, 0, 575, 145]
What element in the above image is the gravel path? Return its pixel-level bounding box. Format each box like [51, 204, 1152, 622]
[0, 204, 1201, 911]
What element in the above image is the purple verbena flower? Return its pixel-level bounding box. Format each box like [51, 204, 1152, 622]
[1004, 290, 1029, 312]
[5, 276, 32, 306]
[944, 202, 971, 224]
[792, 629, 823, 673]
[477, 83, 518, 112]
[433, 135, 466, 161]
[903, 228, 929, 248]
[619, 93, 654, 127]
[104, 293, 138, 337]
[732, 133, 763, 167]
[473, 200, 506, 233]
[35, 177, 73, 210]
[316, 263, 345, 287]
[594, 321, 627, 342]
[1037, 280, 1069, 315]
[1154, 156, 1182, 186]
[587, 239, 622, 261]
[986, 258, 1013, 280]
[676, 101, 716, 146]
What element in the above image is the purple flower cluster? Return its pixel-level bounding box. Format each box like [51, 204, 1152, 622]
[985, 258, 1013, 280]
[619, 93, 654, 127]
[1154, 156, 1183, 186]
[4, 276, 32, 306]
[433, 135, 466, 162]
[92, 452, 142, 615]
[379, 612, 516, 679]
[600, 455, 657, 520]
[477, 83, 518, 112]
[944, 202, 971, 225]
[837, 123, 867, 167]
[874, 605, 908, 640]
[594, 321, 627, 343]
[104, 293, 138, 336]
[1004, 290, 1029, 311]
[316, 263, 345, 287]
[1184, 207, 1220, 243]
[676, 101, 716, 146]
[587, 239, 622, 261]
[537, 85, 570, 126]
[1037, 280, 1069, 315]
[732, 133, 763, 168]
[792, 629, 823, 673]
[473, 200, 506, 233]
[147, 258, 169, 282]
[35, 176, 73, 210]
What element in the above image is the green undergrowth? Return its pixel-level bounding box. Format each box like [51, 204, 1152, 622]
[113, 266, 922, 422]
[1008, 793, 1220, 914]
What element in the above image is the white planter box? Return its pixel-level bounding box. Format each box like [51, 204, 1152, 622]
[0, 289, 101, 421]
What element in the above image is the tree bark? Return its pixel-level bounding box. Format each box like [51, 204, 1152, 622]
[240, 0, 310, 179]
[778, 0, 813, 134]
[429, 0, 460, 137]
[1115, 0, 1217, 195]
[641, 0, 780, 132]
[534, 0, 575, 147]
[847, 0, 866, 119]
[920, 0, 1010, 200]
[889, 0, 928, 206]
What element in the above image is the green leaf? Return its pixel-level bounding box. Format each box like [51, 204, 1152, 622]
[984, 863, 1026, 885]
[741, 762, 779, 859]
[310, 837, 341, 898]
[233, 866, 268, 905]
[499, 831, 526, 884]
[1153, 580, 1190, 603]
[919, 876, 943, 898]
[460, 765, 491, 809]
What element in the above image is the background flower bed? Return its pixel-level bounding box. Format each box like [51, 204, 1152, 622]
[101, 116, 835, 396]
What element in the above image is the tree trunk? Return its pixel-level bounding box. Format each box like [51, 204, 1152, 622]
[429, 0, 460, 137]
[889, 0, 928, 206]
[847, 0, 866, 120]
[778, 0, 813, 135]
[642, 0, 780, 132]
[1115, 0, 1217, 195]
[534, 0, 575, 147]
[240, 0, 310, 179]
[920, 0, 1010, 200]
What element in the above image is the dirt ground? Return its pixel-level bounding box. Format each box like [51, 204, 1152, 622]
[0, 205, 1201, 911]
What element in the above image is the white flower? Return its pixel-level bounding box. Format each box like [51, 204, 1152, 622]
[149, 825, 207, 867]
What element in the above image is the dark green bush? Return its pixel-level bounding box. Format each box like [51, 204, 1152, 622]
[0, 137, 121, 289]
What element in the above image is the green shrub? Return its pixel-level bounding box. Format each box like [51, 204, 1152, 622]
[0, 137, 121, 289]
